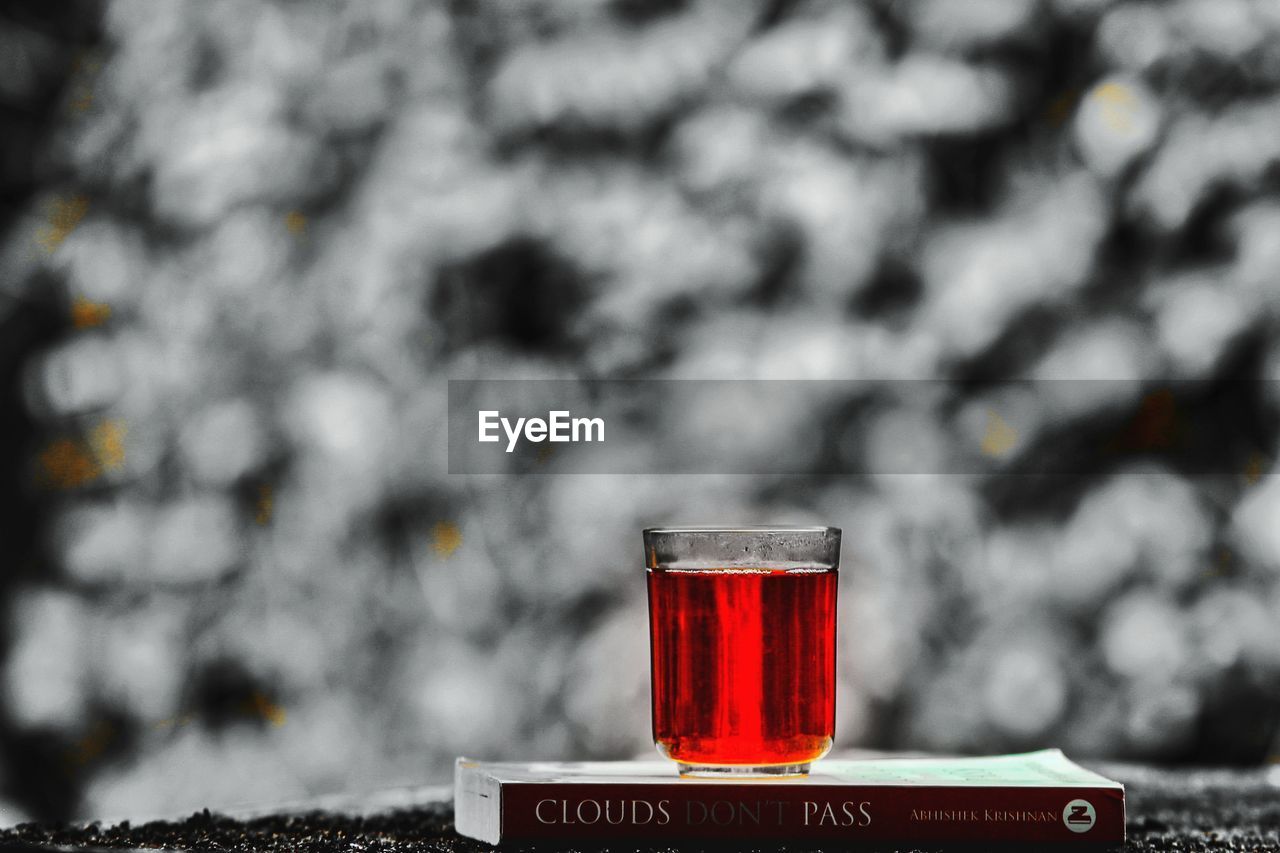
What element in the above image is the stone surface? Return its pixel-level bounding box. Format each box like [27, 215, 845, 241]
[2, 762, 1278, 852]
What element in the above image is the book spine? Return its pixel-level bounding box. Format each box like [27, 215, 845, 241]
[500, 782, 1125, 843]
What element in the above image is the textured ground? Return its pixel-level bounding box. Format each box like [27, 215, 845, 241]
[2, 763, 1278, 852]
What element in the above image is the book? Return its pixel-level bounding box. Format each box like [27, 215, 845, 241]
[454, 749, 1124, 845]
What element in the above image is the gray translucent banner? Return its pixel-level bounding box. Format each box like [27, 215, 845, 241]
[447, 379, 1276, 475]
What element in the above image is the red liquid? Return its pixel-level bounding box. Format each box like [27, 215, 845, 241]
[647, 567, 837, 768]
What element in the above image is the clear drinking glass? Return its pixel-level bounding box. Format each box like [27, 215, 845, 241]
[645, 525, 840, 777]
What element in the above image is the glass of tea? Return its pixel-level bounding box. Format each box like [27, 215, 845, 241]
[645, 525, 840, 777]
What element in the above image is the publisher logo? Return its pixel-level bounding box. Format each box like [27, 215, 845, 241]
[1062, 799, 1095, 833]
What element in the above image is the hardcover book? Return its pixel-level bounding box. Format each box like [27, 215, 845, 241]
[454, 749, 1124, 845]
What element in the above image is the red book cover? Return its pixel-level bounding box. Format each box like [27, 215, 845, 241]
[454, 750, 1124, 845]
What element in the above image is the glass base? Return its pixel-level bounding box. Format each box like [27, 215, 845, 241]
[678, 763, 810, 778]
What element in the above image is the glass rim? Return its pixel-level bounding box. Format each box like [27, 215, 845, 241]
[644, 525, 841, 570]
[643, 524, 839, 535]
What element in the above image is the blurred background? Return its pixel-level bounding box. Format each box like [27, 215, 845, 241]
[2, 0, 1280, 825]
